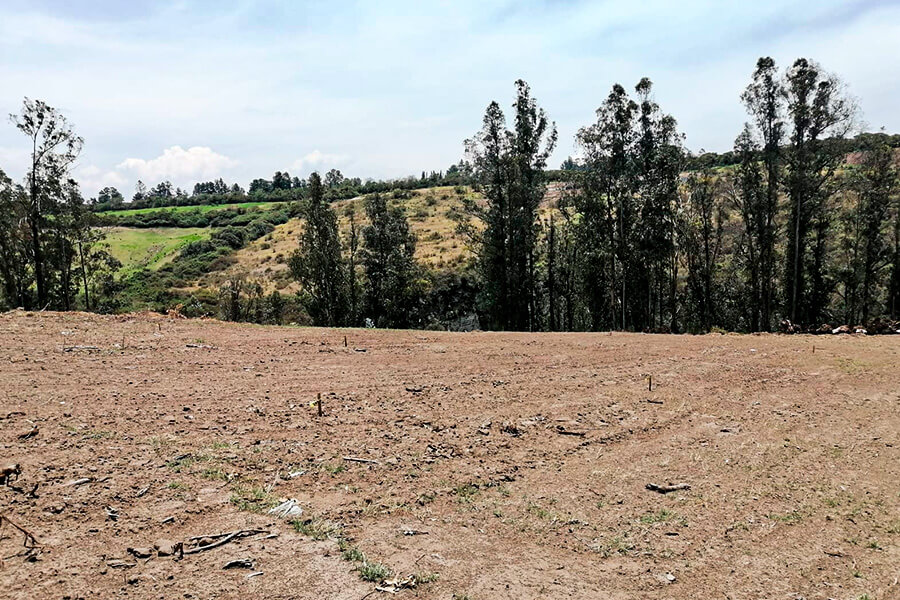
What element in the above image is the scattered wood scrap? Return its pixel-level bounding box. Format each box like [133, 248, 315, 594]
[63, 345, 100, 352]
[646, 483, 691, 494]
[376, 575, 418, 593]
[0, 515, 42, 562]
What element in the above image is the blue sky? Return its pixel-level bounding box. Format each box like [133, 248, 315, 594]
[2, 0, 899, 197]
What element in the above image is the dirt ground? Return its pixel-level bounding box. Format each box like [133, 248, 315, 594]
[1, 311, 898, 600]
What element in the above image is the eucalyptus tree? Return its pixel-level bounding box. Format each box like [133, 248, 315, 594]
[361, 193, 420, 328]
[464, 80, 556, 331]
[0, 169, 29, 309]
[842, 141, 897, 324]
[738, 57, 784, 330]
[783, 58, 856, 325]
[680, 169, 725, 332]
[632, 78, 684, 331]
[575, 83, 637, 330]
[575, 79, 682, 331]
[10, 98, 83, 307]
[289, 172, 348, 326]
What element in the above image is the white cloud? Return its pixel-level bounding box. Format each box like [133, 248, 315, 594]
[74, 164, 127, 197]
[0, 146, 30, 180]
[290, 150, 349, 174]
[116, 145, 237, 184]
[3, 1, 900, 184]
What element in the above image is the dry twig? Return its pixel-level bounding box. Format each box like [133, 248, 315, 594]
[645, 483, 691, 494]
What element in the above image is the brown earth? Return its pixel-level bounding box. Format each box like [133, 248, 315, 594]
[1, 311, 898, 600]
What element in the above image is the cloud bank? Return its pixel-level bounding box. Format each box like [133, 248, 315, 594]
[1, 0, 899, 197]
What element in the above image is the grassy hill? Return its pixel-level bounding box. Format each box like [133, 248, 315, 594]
[104, 227, 211, 274]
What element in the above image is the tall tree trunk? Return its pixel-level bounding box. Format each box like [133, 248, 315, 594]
[547, 215, 556, 332]
[78, 240, 91, 312]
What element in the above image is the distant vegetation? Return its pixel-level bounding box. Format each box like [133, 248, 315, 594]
[2, 56, 899, 332]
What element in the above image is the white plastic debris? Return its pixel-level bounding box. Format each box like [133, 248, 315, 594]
[267, 499, 303, 520]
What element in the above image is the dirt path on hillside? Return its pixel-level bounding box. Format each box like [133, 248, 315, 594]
[1, 311, 898, 599]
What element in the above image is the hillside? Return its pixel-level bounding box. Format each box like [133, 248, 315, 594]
[195, 186, 480, 293]
[104, 227, 211, 274]
[101, 183, 574, 299]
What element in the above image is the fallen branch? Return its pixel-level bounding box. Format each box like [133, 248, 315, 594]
[343, 456, 380, 464]
[645, 399, 664, 405]
[63, 477, 93, 487]
[555, 426, 586, 437]
[188, 531, 247, 541]
[0, 514, 42, 561]
[183, 529, 267, 555]
[646, 483, 691, 494]
[63, 345, 100, 352]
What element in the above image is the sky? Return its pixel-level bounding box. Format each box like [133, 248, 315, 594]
[2, 0, 900, 198]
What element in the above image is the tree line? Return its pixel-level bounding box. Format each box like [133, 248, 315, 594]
[3, 56, 899, 332]
[91, 166, 475, 212]
[273, 58, 899, 332]
[468, 58, 896, 333]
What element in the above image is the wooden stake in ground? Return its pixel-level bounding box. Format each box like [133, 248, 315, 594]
[648, 375, 653, 392]
[317, 393, 322, 417]
[343, 335, 347, 347]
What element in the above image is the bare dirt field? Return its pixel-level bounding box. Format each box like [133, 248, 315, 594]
[1, 311, 898, 600]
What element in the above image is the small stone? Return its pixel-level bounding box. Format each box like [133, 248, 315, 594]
[154, 539, 179, 557]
